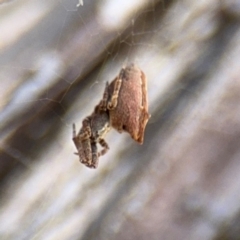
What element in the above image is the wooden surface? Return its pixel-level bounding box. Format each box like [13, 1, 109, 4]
[1, 0, 240, 239]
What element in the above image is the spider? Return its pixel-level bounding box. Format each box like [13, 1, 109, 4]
[72, 105, 110, 168]
[73, 63, 150, 168]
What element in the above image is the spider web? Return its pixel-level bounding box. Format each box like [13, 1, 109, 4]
[0, 0, 171, 155]
[0, 0, 218, 239]
[3, 0, 240, 239]
[0, 0, 167, 127]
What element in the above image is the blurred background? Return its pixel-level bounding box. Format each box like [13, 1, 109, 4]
[1, 0, 240, 239]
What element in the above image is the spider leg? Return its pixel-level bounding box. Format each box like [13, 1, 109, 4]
[99, 81, 110, 111]
[90, 142, 99, 168]
[78, 117, 91, 140]
[73, 117, 94, 165]
[107, 74, 122, 110]
[72, 124, 89, 163]
[82, 139, 92, 166]
[98, 138, 109, 156]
